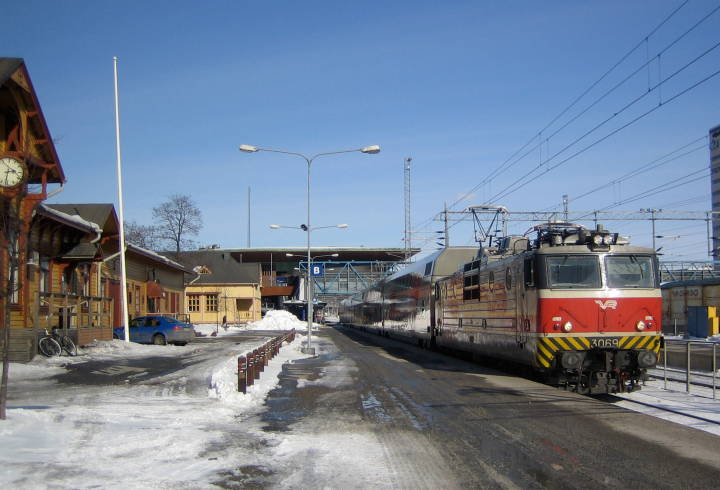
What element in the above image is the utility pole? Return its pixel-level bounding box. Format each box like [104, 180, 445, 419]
[404, 157, 412, 260]
[563, 194, 569, 222]
[444, 201, 450, 248]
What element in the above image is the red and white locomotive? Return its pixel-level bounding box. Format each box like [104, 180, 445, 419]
[341, 221, 662, 394]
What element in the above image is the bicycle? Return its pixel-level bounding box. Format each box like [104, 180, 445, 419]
[38, 328, 77, 357]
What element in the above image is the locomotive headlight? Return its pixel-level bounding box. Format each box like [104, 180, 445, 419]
[552, 235, 562, 246]
[636, 321, 646, 331]
[592, 234, 603, 245]
[637, 350, 657, 368]
[602, 235, 613, 245]
[562, 322, 573, 332]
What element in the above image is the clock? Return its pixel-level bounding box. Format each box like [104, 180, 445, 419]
[0, 156, 25, 188]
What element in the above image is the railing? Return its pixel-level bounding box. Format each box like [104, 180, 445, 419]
[237, 329, 296, 393]
[38, 291, 113, 331]
[660, 261, 720, 282]
[656, 339, 718, 399]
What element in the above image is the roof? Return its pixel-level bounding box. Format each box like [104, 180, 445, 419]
[203, 247, 421, 263]
[0, 58, 23, 87]
[171, 250, 261, 284]
[36, 204, 101, 236]
[127, 244, 193, 274]
[45, 204, 118, 235]
[0, 57, 65, 184]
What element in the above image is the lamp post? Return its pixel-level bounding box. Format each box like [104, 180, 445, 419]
[241, 144, 379, 354]
[270, 224, 346, 354]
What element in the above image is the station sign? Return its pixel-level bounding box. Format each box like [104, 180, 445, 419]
[310, 263, 325, 277]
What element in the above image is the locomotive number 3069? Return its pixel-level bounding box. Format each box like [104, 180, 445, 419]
[590, 338, 619, 348]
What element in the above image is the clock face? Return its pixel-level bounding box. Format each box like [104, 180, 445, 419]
[0, 157, 25, 188]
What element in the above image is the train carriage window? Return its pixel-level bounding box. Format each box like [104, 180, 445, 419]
[488, 271, 495, 291]
[546, 255, 601, 289]
[505, 268, 512, 290]
[605, 255, 656, 288]
[424, 261, 434, 276]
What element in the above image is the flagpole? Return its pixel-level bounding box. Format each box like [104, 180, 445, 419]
[113, 56, 130, 342]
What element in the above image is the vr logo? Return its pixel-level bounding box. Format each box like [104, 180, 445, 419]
[595, 299, 618, 310]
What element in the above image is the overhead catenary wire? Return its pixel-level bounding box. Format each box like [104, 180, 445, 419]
[487, 62, 720, 205]
[410, 2, 718, 253]
[541, 135, 708, 212]
[446, 0, 701, 212]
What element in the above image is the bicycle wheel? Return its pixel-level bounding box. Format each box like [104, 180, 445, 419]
[58, 335, 77, 356]
[38, 337, 62, 357]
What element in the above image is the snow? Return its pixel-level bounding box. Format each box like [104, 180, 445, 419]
[612, 378, 720, 436]
[1, 328, 719, 487]
[194, 309, 313, 337]
[0, 336, 312, 489]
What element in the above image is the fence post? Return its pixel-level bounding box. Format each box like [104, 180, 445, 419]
[237, 356, 247, 393]
[713, 343, 717, 400]
[255, 349, 262, 378]
[686, 342, 691, 394]
[663, 341, 667, 390]
[247, 353, 255, 387]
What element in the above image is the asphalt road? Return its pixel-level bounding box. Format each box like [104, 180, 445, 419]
[264, 325, 720, 489]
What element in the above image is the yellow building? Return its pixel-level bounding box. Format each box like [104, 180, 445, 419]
[175, 250, 261, 325]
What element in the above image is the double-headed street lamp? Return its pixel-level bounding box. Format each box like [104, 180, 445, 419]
[242, 144, 380, 354]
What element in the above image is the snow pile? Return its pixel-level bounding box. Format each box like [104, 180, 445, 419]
[247, 309, 308, 331]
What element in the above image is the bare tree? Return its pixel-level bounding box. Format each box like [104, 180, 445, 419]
[0, 197, 22, 420]
[124, 220, 162, 250]
[152, 194, 203, 256]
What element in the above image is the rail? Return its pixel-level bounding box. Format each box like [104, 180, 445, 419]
[237, 329, 296, 393]
[657, 339, 718, 399]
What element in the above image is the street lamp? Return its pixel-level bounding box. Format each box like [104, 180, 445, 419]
[242, 144, 380, 355]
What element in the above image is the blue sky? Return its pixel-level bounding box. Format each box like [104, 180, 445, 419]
[6, 1, 720, 259]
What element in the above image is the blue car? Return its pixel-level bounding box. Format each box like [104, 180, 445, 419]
[113, 315, 195, 346]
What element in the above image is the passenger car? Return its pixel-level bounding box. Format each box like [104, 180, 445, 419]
[113, 315, 195, 345]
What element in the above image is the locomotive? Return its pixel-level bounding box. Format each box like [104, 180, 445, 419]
[340, 221, 662, 394]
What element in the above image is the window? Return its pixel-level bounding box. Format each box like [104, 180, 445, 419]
[545, 255, 601, 289]
[463, 273, 479, 300]
[39, 257, 50, 293]
[424, 261, 434, 276]
[524, 258, 535, 287]
[188, 295, 200, 312]
[8, 260, 19, 304]
[206, 294, 218, 312]
[605, 256, 656, 288]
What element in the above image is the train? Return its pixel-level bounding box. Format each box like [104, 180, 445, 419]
[340, 221, 663, 394]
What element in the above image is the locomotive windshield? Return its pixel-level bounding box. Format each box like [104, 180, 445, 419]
[605, 255, 656, 288]
[545, 255, 601, 288]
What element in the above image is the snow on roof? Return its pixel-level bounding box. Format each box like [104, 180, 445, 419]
[36, 204, 102, 236]
[126, 243, 192, 273]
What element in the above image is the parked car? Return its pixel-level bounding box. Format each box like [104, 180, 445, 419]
[113, 315, 195, 346]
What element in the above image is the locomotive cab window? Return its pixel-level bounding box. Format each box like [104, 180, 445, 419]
[545, 255, 600, 289]
[605, 255, 657, 288]
[524, 258, 535, 287]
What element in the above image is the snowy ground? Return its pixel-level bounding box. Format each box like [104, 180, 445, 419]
[0, 310, 316, 489]
[2, 311, 719, 488]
